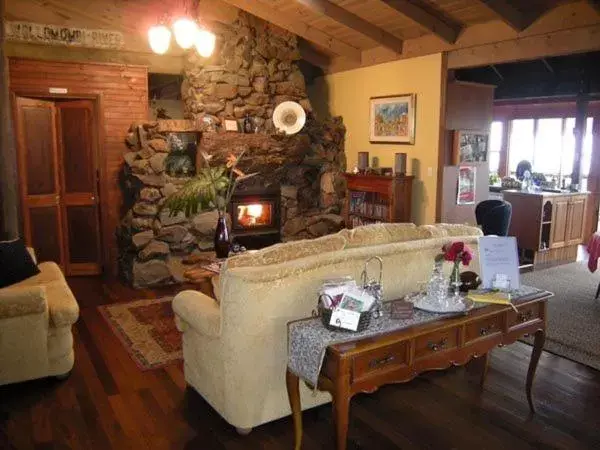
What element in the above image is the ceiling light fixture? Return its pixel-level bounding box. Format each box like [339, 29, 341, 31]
[148, 1, 215, 57]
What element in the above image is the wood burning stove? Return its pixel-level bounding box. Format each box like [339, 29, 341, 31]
[229, 184, 281, 249]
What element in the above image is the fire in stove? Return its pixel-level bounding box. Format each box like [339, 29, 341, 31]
[236, 203, 273, 228]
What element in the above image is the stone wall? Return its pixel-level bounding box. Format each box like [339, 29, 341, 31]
[182, 12, 311, 132]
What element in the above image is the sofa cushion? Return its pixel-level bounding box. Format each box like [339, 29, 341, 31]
[419, 223, 483, 238]
[0, 239, 40, 288]
[339, 223, 431, 248]
[225, 233, 347, 269]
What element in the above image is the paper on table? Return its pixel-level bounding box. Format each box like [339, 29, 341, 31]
[330, 309, 360, 331]
[478, 236, 520, 290]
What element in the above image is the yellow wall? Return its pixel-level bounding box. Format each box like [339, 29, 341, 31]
[309, 53, 446, 225]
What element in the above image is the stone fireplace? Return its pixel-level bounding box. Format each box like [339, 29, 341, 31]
[117, 12, 347, 288]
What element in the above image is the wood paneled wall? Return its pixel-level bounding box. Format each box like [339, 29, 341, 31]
[8, 58, 148, 276]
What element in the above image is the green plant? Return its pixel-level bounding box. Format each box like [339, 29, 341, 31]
[163, 150, 256, 217]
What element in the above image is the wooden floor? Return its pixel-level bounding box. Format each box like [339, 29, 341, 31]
[2, 276, 600, 450]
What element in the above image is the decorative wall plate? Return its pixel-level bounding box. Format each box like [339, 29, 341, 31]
[273, 101, 306, 135]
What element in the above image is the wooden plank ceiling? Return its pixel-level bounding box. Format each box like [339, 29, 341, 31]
[5, 0, 597, 69]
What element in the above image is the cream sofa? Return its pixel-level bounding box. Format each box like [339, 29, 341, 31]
[172, 223, 482, 433]
[0, 249, 79, 385]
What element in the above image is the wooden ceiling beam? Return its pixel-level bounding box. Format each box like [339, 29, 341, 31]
[476, 0, 536, 31]
[293, 0, 403, 53]
[381, 0, 461, 44]
[220, 0, 362, 61]
[298, 40, 332, 69]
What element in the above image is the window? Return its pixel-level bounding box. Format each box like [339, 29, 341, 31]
[500, 116, 594, 187]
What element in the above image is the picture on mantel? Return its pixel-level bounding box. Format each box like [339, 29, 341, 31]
[457, 166, 476, 205]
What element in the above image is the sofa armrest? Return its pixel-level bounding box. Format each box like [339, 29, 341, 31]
[0, 286, 46, 319]
[172, 290, 221, 338]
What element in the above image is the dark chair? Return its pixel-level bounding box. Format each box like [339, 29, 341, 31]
[475, 200, 512, 236]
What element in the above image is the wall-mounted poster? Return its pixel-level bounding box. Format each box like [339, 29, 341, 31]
[369, 94, 416, 144]
[452, 130, 489, 164]
[457, 166, 476, 205]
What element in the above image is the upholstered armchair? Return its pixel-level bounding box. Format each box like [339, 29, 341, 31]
[0, 249, 79, 385]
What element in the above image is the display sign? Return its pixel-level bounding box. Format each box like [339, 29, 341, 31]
[478, 236, 520, 290]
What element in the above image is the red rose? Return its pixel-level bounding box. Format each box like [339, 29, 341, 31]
[444, 241, 464, 261]
[461, 248, 473, 266]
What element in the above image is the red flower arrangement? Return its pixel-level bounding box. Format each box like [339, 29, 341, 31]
[442, 241, 473, 266]
[436, 241, 473, 283]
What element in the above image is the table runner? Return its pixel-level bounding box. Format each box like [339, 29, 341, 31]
[287, 285, 544, 387]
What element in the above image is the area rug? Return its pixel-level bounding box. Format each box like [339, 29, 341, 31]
[98, 297, 182, 370]
[521, 262, 600, 370]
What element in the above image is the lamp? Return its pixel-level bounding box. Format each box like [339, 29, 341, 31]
[173, 18, 199, 49]
[195, 29, 216, 58]
[148, 25, 171, 55]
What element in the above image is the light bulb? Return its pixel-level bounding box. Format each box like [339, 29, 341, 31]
[148, 25, 171, 54]
[173, 18, 199, 49]
[195, 29, 216, 57]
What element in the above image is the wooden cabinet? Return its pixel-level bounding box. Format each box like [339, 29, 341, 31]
[503, 190, 588, 267]
[344, 174, 413, 229]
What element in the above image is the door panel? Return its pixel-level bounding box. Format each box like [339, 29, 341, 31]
[15, 97, 65, 266]
[22, 107, 57, 195]
[567, 198, 586, 245]
[56, 100, 102, 275]
[29, 207, 62, 263]
[550, 198, 568, 249]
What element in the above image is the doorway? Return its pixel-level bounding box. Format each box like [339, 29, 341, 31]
[14, 96, 103, 276]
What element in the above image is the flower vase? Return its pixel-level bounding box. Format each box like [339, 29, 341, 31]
[214, 212, 230, 258]
[450, 261, 462, 301]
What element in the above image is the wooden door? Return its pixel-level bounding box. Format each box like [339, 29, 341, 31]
[550, 197, 569, 249]
[56, 100, 102, 275]
[566, 197, 586, 246]
[14, 97, 65, 266]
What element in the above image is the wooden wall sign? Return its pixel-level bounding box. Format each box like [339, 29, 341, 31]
[5, 21, 124, 50]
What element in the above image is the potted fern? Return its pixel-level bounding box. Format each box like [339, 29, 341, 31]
[163, 150, 255, 258]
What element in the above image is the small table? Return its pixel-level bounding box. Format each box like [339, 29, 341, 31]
[286, 292, 551, 450]
[182, 252, 221, 284]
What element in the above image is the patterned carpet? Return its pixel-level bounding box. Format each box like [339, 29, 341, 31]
[99, 297, 182, 370]
[522, 262, 600, 370]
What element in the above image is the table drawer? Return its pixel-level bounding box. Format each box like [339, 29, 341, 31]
[508, 303, 543, 330]
[352, 341, 409, 380]
[415, 327, 459, 359]
[465, 315, 502, 343]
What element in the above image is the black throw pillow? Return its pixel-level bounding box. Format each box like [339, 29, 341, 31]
[0, 239, 41, 289]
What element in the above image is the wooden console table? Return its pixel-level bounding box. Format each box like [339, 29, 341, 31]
[286, 292, 551, 450]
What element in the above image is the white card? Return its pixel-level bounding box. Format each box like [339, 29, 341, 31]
[330, 308, 361, 331]
[478, 236, 520, 290]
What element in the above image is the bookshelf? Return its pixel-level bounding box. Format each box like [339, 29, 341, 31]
[344, 174, 414, 228]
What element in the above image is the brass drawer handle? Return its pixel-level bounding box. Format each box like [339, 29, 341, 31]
[480, 324, 495, 336]
[518, 311, 534, 323]
[428, 338, 448, 352]
[368, 354, 395, 368]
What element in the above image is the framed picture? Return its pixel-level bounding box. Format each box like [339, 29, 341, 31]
[369, 94, 416, 144]
[452, 130, 489, 164]
[457, 166, 476, 205]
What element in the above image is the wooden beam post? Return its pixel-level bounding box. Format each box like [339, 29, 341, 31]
[221, 0, 362, 61]
[293, 0, 403, 53]
[381, 0, 461, 43]
[572, 96, 589, 187]
[298, 40, 331, 69]
[476, 0, 537, 31]
[0, 0, 20, 239]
